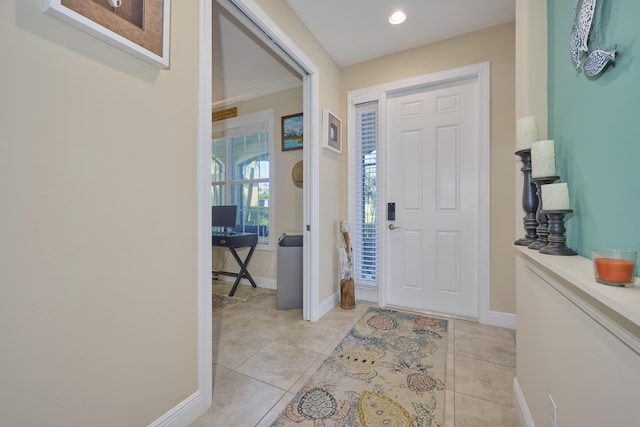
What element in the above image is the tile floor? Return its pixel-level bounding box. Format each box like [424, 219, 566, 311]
[191, 282, 520, 427]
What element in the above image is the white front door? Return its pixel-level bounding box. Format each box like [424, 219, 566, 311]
[385, 78, 479, 318]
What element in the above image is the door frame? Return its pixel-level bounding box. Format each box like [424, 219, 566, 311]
[213, 0, 321, 320]
[348, 62, 490, 323]
[192, 0, 321, 421]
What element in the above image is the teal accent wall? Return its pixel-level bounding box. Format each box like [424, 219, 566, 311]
[548, 0, 640, 259]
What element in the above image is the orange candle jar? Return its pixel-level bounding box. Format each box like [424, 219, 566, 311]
[591, 249, 637, 286]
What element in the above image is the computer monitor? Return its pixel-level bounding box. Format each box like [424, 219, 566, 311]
[212, 205, 237, 234]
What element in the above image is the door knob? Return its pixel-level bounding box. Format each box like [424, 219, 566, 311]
[388, 224, 400, 230]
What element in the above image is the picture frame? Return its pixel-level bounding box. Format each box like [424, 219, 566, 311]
[281, 113, 303, 151]
[44, 0, 171, 68]
[323, 109, 342, 154]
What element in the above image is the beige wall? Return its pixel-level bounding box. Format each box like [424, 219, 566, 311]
[516, 253, 640, 426]
[255, 0, 344, 302]
[342, 23, 517, 314]
[213, 86, 304, 281]
[515, 0, 548, 252]
[515, 0, 548, 133]
[0, 2, 198, 426]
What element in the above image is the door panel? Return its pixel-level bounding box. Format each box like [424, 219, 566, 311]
[436, 125, 459, 211]
[386, 79, 479, 318]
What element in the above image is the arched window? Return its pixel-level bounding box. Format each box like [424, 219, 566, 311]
[212, 110, 272, 245]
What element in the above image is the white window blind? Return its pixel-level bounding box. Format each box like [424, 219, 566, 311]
[354, 101, 379, 285]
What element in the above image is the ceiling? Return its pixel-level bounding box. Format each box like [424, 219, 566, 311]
[286, 0, 516, 67]
[213, 1, 515, 106]
[212, 2, 302, 107]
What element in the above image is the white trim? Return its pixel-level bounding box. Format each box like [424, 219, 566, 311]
[195, 0, 213, 421]
[348, 63, 489, 100]
[476, 62, 491, 325]
[216, 275, 277, 290]
[151, 0, 213, 425]
[212, 76, 302, 109]
[488, 311, 516, 330]
[513, 377, 536, 427]
[257, 276, 277, 290]
[148, 392, 202, 427]
[304, 72, 321, 321]
[318, 291, 340, 320]
[347, 62, 491, 323]
[355, 286, 379, 303]
[195, 0, 213, 423]
[377, 92, 389, 308]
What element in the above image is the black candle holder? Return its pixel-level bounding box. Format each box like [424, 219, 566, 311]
[514, 149, 539, 246]
[529, 176, 559, 250]
[539, 209, 577, 256]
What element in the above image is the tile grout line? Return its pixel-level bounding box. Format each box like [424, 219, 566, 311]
[454, 390, 516, 408]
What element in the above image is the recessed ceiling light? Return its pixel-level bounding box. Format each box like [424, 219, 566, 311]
[389, 10, 407, 25]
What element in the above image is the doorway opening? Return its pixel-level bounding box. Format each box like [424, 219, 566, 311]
[194, 0, 322, 417]
[212, 0, 320, 321]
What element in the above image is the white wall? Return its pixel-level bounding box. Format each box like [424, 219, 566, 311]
[0, 1, 199, 425]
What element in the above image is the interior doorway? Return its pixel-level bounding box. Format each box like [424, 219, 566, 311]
[194, 0, 323, 419]
[212, 0, 321, 321]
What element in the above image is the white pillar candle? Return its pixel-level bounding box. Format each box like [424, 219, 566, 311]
[541, 183, 570, 210]
[531, 140, 556, 178]
[516, 116, 538, 151]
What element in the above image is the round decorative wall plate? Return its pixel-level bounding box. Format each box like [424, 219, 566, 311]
[292, 160, 303, 188]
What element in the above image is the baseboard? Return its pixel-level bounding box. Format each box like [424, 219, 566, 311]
[318, 290, 340, 319]
[488, 310, 516, 330]
[257, 276, 277, 290]
[355, 286, 378, 303]
[148, 391, 203, 427]
[513, 377, 535, 427]
[215, 275, 276, 290]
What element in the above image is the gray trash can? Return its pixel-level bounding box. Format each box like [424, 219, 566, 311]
[277, 233, 303, 310]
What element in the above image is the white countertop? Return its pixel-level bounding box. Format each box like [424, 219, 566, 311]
[516, 246, 640, 328]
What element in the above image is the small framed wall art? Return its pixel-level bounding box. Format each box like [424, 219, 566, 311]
[281, 113, 303, 151]
[44, 0, 171, 68]
[323, 109, 342, 154]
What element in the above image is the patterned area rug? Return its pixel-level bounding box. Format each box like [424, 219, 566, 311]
[212, 293, 243, 311]
[270, 307, 448, 426]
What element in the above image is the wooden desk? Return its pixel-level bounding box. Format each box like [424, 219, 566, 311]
[212, 232, 258, 297]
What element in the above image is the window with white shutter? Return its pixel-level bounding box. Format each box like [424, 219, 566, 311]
[354, 101, 379, 285]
